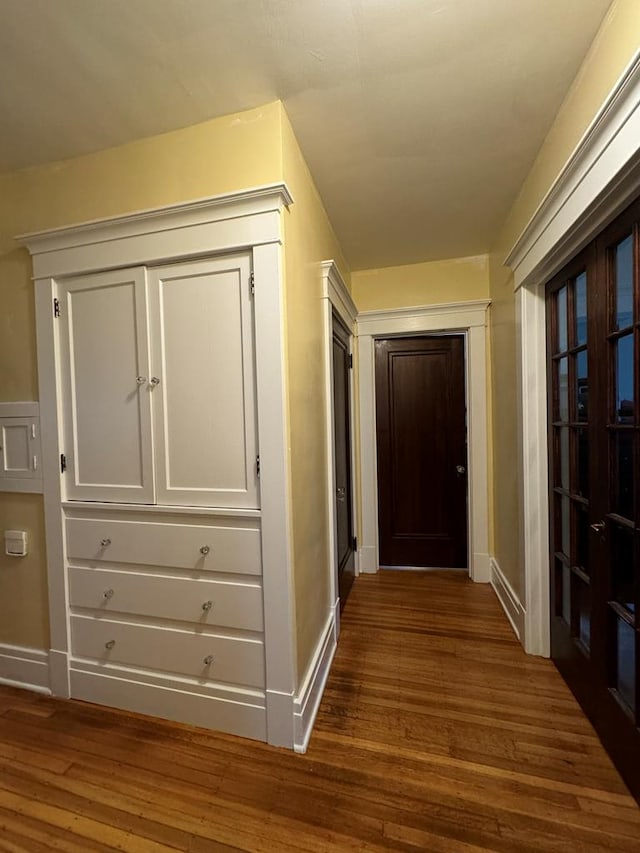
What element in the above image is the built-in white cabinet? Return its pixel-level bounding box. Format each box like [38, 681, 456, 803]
[58, 254, 258, 508]
[25, 185, 299, 747]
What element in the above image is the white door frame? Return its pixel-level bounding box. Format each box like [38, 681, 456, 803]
[356, 300, 491, 581]
[505, 52, 640, 655]
[321, 261, 358, 639]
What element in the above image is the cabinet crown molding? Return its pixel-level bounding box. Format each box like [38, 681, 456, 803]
[17, 183, 294, 279]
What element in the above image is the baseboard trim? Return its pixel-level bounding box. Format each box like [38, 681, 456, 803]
[69, 667, 267, 741]
[471, 551, 491, 583]
[490, 558, 526, 643]
[359, 545, 378, 574]
[293, 610, 337, 754]
[0, 644, 51, 694]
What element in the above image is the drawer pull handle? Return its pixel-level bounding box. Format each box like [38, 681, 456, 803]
[105, 640, 116, 650]
[203, 655, 214, 666]
[103, 589, 114, 600]
[200, 545, 210, 556]
[202, 600, 213, 612]
[100, 538, 111, 548]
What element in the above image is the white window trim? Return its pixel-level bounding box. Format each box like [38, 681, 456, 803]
[505, 51, 640, 656]
[356, 300, 491, 581]
[321, 260, 359, 639]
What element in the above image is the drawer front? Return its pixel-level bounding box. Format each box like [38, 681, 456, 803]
[68, 567, 263, 632]
[70, 615, 265, 688]
[66, 517, 261, 575]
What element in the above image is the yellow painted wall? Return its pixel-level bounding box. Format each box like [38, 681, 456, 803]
[280, 107, 351, 682]
[0, 102, 283, 650]
[352, 255, 490, 311]
[0, 495, 49, 648]
[490, 0, 640, 599]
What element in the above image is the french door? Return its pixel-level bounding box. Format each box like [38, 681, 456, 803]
[547, 195, 640, 800]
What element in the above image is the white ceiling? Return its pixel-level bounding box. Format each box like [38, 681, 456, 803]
[0, 0, 612, 269]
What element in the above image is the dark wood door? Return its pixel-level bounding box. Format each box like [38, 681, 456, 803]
[332, 313, 355, 609]
[375, 335, 467, 567]
[547, 194, 640, 802]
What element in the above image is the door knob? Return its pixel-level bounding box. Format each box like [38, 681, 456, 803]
[456, 465, 466, 475]
[136, 376, 147, 385]
[150, 376, 161, 387]
[590, 521, 605, 533]
[336, 487, 346, 502]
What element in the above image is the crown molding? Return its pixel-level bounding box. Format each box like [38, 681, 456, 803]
[505, 50, 640, 290]
[17, 183, 294, 279]
[356, 299, 490, 336]
[320, 260, 357, 326]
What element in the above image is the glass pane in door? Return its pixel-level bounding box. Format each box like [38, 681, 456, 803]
[616, 334, 635, 423]
[615, 616, 636, 713]
[615, 235, 634, 330]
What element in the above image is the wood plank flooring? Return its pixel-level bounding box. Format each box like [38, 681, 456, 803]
[0, 570, 638, 852]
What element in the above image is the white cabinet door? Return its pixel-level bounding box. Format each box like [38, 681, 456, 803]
[148, 255, 259, 508]
[58, 268, 155, 503]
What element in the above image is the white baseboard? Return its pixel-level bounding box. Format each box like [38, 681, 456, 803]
[293, 610, 337, 753]
[471, 551, 491, 583]
[0, 644, 51, 695]
[359, 545, 378, 573]
[69, 667, 267, 741]
[265, 688, 295, 748]
[490, 557, 526, 643]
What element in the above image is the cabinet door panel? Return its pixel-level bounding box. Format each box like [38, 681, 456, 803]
[59, 268, 154, 503]
[149, 255, 259, 508]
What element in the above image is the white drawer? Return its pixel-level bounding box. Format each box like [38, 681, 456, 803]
[70, 615, 265, 688]
[68, 567, 263, 632]
[66, 517, 261, 575]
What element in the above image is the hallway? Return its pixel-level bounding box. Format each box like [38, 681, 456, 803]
[0, 571, 638, 851]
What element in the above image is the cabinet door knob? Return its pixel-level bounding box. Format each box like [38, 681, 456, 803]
[150, 376, 161, 387]
[103, 588, 114, 600]
[200, 545, 210, 556]
[100, 538, 111, 548]
[136, 376, 147, 385]
[202, 600, 213, 612]
[105, 640, 116, 650]
[203, 655, 214, 666]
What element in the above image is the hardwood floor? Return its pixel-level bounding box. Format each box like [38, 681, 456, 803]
[0, 570, 638, 852]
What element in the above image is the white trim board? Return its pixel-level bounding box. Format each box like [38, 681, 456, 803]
[18, 183, 294, 280]
[293, 607, 337, 753]
[505, 51, 640, 656]
[490, 559, 526, 643]
[356, 300, 491, 581]
[0, 644, 51, 695]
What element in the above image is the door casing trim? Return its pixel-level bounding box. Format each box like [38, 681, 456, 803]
[356, 300, 491, 581]
[506, 51, 640, 656]
[321, 261, 359, 635]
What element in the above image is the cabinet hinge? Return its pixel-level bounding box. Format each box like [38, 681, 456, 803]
[53, 298, 60, 318]
[352, 536, 358, 552]
[348, 353, 353, 369]
[60, 453, 67, 473]
[250, 271, 255, 297]
[256, 455, 260, 479]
